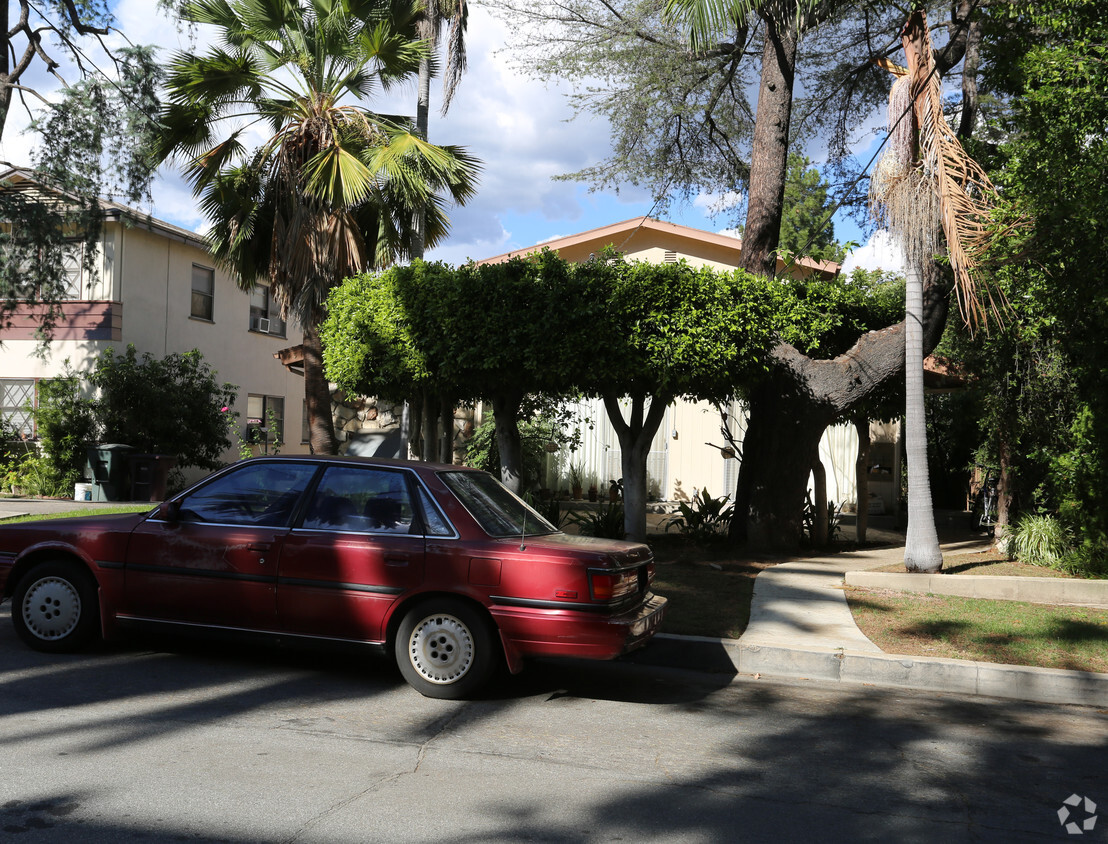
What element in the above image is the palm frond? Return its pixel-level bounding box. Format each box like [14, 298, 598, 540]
[870, 10, 1008, 330]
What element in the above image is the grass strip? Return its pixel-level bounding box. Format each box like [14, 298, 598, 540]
[846, 587, 1108, 674]
[0, 505, 154, 524]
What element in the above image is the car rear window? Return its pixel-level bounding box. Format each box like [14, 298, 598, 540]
[439, 471, 557, 538]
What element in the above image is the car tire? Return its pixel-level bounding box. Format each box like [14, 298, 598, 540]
[12, 560, 100, 653]
[395, 599, 498, 699]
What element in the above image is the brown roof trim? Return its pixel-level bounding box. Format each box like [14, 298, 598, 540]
[475, 216, 840, 277]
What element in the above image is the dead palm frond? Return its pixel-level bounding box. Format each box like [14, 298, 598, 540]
[869, 10, 1007, 329]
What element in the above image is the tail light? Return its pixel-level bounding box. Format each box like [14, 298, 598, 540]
[589, 567, 639, 602]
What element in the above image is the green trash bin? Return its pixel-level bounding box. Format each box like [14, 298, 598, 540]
[85, 444, 136, 502]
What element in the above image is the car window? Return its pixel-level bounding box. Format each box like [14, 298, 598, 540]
[416, 486, 454, 537]
[438, 470, 556, 538]
[176, 462, 317, 526]
[301, 466, 416, 534]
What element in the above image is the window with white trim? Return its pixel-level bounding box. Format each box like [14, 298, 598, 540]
[191, 265, 214, 321]
[249, 284, 286, 337]
[1, 379, 37, 438]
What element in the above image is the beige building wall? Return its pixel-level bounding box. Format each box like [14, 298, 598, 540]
[1, 211, 309, 488]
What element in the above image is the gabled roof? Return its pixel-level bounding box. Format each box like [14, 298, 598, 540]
[476, 216, 840, 278]
[0, 168, 209, 249]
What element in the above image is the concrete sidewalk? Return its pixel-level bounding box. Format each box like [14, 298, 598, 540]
[643, 537, 1108, 708]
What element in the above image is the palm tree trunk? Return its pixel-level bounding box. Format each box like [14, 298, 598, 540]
[903, 260, 942, 571]
[302, 325, 338, 455]
[410, 51, 431, 260]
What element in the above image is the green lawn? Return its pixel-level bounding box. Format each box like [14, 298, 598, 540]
[0, 504, 153, 524]
[845, 587, 1108, 674]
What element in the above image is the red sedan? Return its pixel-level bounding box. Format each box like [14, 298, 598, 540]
[0, 456, 666, 698]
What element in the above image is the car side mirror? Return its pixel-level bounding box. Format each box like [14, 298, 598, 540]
[158, 500, 181, 522]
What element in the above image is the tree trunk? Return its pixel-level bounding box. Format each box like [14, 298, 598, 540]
[302, 325, 338, 455]
[854, 418, 872, 544]
[0, 4, 11, 142]
[903, 260, 943, 572]
[956, 13, 983, 139]
[738, 16, 798, 279]
[994, 437, 1013, 553]
[603, 392, 669, 543]
[400, 399, 411, 460]
[812, 459, 828, 546]
[421, 392, 439, 463]
[730, 261, 952, 552]
[732, 380, 831, 549]
[410, 18, 433, 260]
[408, 394, 424, 460]
[439, 395, 454, 463]
[493, 391, 524, 493]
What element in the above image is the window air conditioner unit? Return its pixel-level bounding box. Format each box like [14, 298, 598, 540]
[257, 317, 271, 333]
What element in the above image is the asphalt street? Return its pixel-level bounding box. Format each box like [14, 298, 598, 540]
[0, 603, 1105, 843]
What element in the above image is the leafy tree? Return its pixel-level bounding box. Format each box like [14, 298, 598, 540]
[325, 252, 595, 489]
[0, 1, 179, 342]
[153, 0, 480, 455]
[778, 155, 846, 262]
[971, 0, 1108, 558]
[325, 252, 819, 542]
[497, 0, 984, 548]
[36, 365, 98, 482]
[89, 345, 237, 471]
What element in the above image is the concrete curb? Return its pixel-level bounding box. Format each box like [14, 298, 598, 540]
[844, 571, 1108, 608]
[644, 633, 1108, 707]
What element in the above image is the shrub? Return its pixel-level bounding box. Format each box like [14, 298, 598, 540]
[1011, 513, 1073, 569]
[89, 345, 237, 471]
[665, 488, 734, 543]
[36, 364, 97, 481]
[1058, 540, 1108, 579]
[568, 502, 626, 539]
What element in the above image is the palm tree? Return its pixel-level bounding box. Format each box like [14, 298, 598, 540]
[412, 0, 469, 260]
[870, 10, 1004, 572]
[154, 0, 479, 455]
[404, 1, 468, 463]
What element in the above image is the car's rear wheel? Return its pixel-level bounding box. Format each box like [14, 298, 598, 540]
[395, 599, 498, 699]
[12, 560, 100, 653]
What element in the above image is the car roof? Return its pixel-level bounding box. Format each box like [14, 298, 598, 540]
[243, 454, 481, 475]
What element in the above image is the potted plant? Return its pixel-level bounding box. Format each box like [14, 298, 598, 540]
[569, 464, 583, 500]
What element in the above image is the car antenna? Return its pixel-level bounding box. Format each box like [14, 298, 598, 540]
[519, 509, 527, 552]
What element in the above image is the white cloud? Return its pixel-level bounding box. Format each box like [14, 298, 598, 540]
[693, 190, 743, 216]
[841, 229, 906, 274]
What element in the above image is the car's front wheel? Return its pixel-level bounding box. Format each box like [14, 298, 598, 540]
[12, 560, 100, 653]
[395, 599, 498, 699]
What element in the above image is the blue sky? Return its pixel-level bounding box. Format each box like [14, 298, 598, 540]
[0, 2, 904, 274]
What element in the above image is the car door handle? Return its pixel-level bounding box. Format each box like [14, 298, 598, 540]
[385, 556, 408, 567]
[248, 543, 271, 552]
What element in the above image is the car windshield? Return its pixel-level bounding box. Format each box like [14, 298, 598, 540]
[439, 471, 557, 538]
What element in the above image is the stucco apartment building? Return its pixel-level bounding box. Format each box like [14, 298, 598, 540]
[0, 171, 309, 481]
